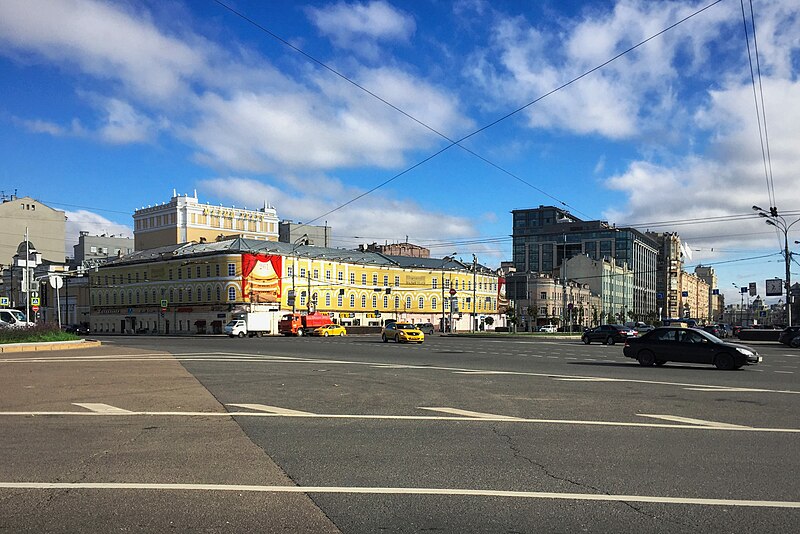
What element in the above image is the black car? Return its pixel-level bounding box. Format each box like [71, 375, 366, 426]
[778, 326, 800, 346]
[701, 324, 723, 338]
[581, 324, 637, 345]
[623, 327, 762, 370]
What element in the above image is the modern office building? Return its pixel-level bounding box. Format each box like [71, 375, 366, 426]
[0, 194, 66, 264]
[88, 238, 501, 335]
[511, 206, 657, 319]
[133, 190, 279, 251]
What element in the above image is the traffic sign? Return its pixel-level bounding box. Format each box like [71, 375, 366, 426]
[31, 297, 40, 306]
[160, 299, 168, 307]
[32, 305, 40, 312]
[0, 297, 8, 306]
[449, 288, 456, 296]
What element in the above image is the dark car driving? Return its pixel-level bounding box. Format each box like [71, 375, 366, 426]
[581, 324, 637, 345]
[778, 326, 800, 347]
[623, 327, 762, 370]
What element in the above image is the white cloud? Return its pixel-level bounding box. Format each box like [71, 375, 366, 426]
[65, 209, 133, 257]
[306, 1, 415, 59]
[197, 175, 477, 250]
[97, 97, 161, 144]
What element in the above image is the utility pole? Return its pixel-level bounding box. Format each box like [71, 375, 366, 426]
[753, 206, 799, 326]
[472, 254, 477, 333]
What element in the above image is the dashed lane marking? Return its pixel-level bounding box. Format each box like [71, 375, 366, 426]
[73, 403, 133, 414]
[2, 405, 798, 433]
[637, 414, 751, 429]
[0, 482, 797, 508]
[418, 407, 522, 420]
[226, 404, 314, 416]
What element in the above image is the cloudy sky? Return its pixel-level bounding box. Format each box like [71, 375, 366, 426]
[1, 0, 799, 305]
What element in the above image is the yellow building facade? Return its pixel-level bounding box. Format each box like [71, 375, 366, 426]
[133, 190, 279, 251]
[89, 238, 500, 334]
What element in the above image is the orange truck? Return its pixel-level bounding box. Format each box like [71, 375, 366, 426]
[278, 312, 333, 336]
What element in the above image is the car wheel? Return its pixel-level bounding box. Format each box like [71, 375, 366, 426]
[382, 334, 388, 343]
[323, 331, 329, 337]
[637, 350, 655, 366]
[297, 329, 304, 337]
[606, 336, 615, 346]
[340, 332, 345, 336]
[582, 336, 590, 345]
[790, 336, 800, 348]
[237, 332, 245, 338]
[655, 360, 667, 366]
[714, 353, 736, 370]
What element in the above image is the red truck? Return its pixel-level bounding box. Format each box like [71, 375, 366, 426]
[278, 312, 333, 336]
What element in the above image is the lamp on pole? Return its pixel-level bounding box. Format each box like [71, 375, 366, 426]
[753, 206, 799, 326]
[471, 254, 478, 333]
[441, 253, 456, 333]
[291, 234, 308, 314]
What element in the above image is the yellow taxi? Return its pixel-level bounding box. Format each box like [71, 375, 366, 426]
[312, 324, 347, 337]
[381, 322, 424, 343]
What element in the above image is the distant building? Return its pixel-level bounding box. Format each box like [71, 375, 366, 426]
[648, 232, 683, 320]
[133, 190, 279, 251]
[511, 205, 657, 319]
[504, 271, 599, 330]
[0, 194, 66, 264]
[695, 265, 723, 321]
[72, 231, 134, 265]
[562, 254, 633, 323]
[358, 242, 430, 258]
[278, 220, 331, 247]
[679, 270, 710, 321]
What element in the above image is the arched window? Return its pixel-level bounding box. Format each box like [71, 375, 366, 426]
[383, 295, 388, 308]
[361, 294, 366, 307]
[432, 297, 437, 310]
[227, 287, 236, 301]
[418, 297, 424, 309]
[406, 296, 411, 309]
[349, 294, 355, 307]
[372, 295, 377, 307]
[325, 293, 331, 306]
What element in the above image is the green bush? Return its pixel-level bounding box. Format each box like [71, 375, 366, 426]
[0, 324, 81, 344]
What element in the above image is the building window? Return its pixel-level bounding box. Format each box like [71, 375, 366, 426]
[394, 276, 400, 287]
[206, 265, 211, 277]
[361, 273, 367, 285]
[227, 263, 236, 276]
[313, 269, 319, 280]
[432, 278, 437, 289]
[361, 294, 367, 307]
[350, 272, 355, 284]
[372, 274, 378, 285]
[338, 271, 344, 282]
[325, 293, 331, 306]
[168, 269, 173, 281]
[325, 270, 331, 281]
[287, 266, 293, 277]
[372, 295, 377, 307]
[383, 295, 388, 308]
[418, 297, 424, 309]
[300, 268, 306, 278]
[216, 287, 221, 301]
[432, 297, 437, 310]
[300, 291, 306, 306]
[383, 275, 389, 286]
[541, 292, 547, 300]
[338, 294, 343, 307]
[178, 268, 183, 280]
[349, 294, 355, 307]
[395, 296, 400, 309]
[216, 264, 221, 277]
[228, 287, 236, 301]
[406, 297, 412, 309]
[207, 288, 212, 301]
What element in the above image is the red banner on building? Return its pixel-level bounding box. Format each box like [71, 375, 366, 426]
[497, 277, 508, 313]
[241, 254, 282, 303]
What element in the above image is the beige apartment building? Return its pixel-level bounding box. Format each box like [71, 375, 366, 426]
[0, 195, 66, 264]
[694, 265, 724, 321]
[133, 190, 279, 251]
[562, 254, 634, 322]
[679, 270, 711, 321]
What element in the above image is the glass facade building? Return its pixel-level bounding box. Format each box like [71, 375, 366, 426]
[512, 206, 658, 319]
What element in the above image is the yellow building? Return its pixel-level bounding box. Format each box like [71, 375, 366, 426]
[89, 238, 500, 334]
[133, 190, 279, 251]
[678, 270, 711, 321]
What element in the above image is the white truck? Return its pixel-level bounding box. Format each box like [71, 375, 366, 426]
[224, 311, 280, 338]
[0, 309, 35, 328]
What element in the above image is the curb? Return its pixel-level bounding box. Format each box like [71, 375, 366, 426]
[0, 339, 102, 353]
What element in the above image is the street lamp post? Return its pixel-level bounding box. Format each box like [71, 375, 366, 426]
[753, 206, 799, 326]
[291, 234, 308, 314]
[732, 283, 744, 327]
[440, 253, 456, 333]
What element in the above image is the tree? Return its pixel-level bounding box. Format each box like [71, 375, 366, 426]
[484, 316, 494, 326]
[526, 305, 537, 332]
[592, 307, 598, 327]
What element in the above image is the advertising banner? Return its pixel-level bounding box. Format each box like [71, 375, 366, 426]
[241, 254, 282, 303]
[497, 277, 508, 313]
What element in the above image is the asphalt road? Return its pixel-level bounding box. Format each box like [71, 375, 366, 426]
[1, 334, 798, 533]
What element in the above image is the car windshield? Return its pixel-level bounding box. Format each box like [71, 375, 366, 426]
[395, 324, 415, 330]
[9, 310, 26, 321]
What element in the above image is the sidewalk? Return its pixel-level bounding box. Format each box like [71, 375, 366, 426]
[0, 339, 101, 353]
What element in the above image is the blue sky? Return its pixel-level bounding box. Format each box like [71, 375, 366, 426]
[1, 0, 799, 306]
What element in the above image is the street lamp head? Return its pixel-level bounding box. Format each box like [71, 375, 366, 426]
[765, 219, 777, 227]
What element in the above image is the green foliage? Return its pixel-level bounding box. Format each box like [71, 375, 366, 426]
[0, 324, 80, 344]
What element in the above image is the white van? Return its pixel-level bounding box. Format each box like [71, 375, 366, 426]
[538, 324, 557, 333]
[0, 309, 35, 328]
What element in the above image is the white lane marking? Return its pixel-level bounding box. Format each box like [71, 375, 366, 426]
[683, 387, 774, 392]
[1, 409, 797, 433]
[0, 482, 797, 508]
[6, 350, 799, 396]
[72, 403, 133, 414]
[637, 414, 751, 429]
[418, 407, 522, 420]
[453, 370, 511, 375]
[227, 404, 314, 416]
[554, 377, 617, 382]
[774, 371, 794, 374]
